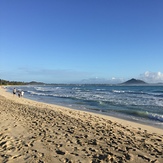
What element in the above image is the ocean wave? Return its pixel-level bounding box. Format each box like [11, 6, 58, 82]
[147, 112, 163, 122]
[112, 90, 125, 93]
[112, 90, 154, 97]
[154, 94, 163, 98]
[27, 91, 51, 96]
[72, 87, 81, 90]
[96, 89, 106, 91]
[153, 90, 163, 93]
[34, 86, 63, 93]
[116, 109, 163, 122]
[112, 89, 145, 95]
[27, 90, 82, 101]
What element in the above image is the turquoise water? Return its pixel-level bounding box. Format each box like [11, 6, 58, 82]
[8, 85, 163, 129]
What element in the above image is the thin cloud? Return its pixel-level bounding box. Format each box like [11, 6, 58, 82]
[2, 67, 92, 83]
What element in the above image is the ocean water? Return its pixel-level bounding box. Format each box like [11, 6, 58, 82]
[7, 85, 163, 129]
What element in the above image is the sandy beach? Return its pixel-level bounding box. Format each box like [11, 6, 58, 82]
[0, 87, 163, 163]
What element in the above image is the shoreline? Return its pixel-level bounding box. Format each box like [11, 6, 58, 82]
[3, 86, 163, 133]
[6, 85, 163, 130]
[0, 86, 163, 162]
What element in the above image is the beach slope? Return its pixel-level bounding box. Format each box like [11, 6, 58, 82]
[0, 87, 163, 163]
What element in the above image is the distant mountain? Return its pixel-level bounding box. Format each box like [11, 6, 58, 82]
[122, 78, 147, 85]
[27, 81, 45, 85]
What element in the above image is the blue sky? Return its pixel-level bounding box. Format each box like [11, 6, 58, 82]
[1, 0, 163, 83]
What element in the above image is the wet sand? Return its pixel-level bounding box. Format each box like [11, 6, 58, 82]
[0, 87, 163, 163]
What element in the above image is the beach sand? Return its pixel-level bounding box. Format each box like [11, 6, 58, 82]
[0, 87, 163, 163]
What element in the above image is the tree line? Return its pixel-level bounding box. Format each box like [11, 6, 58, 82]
[0, 79, 46, 85]
[0, 79, 25, 85]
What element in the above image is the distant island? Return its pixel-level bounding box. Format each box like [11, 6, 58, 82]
[121, 78, 147, 85]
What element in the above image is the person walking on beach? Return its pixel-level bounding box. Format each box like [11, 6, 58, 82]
[13, 88, 16, 96]
[17, 90, 24, 98]
[17, 90, 21, 97]
[20, 90, 24, 97]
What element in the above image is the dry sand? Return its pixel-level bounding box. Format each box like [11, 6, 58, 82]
[0, 87, 163, 163]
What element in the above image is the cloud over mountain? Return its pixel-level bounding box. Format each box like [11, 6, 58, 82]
[139, 71, 163, 83]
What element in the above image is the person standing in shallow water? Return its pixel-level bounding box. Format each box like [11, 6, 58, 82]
[13, 88, 16, 96]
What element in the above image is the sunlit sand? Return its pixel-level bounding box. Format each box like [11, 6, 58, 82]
[0, 87, 163, 163]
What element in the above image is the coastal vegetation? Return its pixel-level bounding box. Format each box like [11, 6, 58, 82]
[0, 79, 25, 85]
[0, 79, 44, 86]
